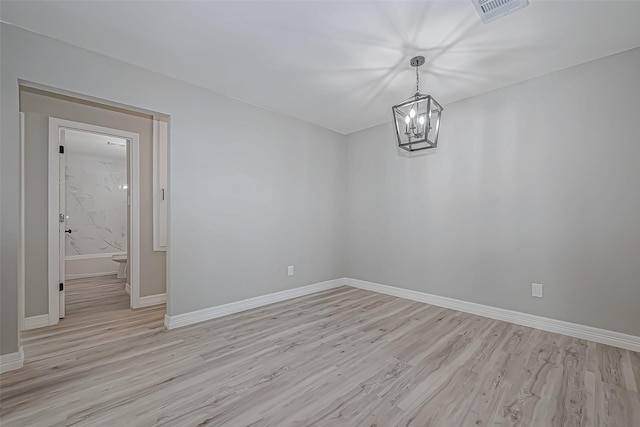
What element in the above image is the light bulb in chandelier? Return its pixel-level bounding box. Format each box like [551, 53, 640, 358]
[405, 116, 410, 125]
[409, 108, 416, 118]
[419, 116, 425, 125]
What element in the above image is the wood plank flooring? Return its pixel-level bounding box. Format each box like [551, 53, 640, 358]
[1, 275, 639, 426]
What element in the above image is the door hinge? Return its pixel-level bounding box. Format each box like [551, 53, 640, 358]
[59, 282, 64, 291]
[59, 145, 65, 154]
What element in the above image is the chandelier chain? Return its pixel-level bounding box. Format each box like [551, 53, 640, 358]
[415, 65, 419, 94]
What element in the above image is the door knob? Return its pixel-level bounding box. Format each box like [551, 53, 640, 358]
[65, 229, 72, 234]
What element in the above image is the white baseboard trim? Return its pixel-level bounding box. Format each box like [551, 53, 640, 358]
[23, 314, 50, 331]
[125, 283, 131, 295]
[345, 278, 640, 352]
[139, 293, 166, 308]
[0, 347, 24, 374]
[165, 278, 345, 330]
[65, 271, 118, 280]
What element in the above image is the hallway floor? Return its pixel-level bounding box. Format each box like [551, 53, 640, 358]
[66, 274, 131, 315]
[19, 275, 165, 362]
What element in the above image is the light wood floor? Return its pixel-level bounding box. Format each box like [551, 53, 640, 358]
[1, 276, 639, 426]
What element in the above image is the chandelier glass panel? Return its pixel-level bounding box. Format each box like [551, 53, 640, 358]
[392, 56, 443, 152]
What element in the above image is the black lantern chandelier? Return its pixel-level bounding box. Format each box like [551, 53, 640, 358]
[392, 56, 443, 152]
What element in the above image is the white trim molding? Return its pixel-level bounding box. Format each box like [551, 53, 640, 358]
[47, 118, 59, 324]
[163, 276, 639, 352]
[23, 314, 50, 331]
[165, 278, 345, 330]
[18, 112, 26, 332]
[125, 283, 131, 296]
[345, 278, 640, 352]
[0, 347, 24, 374]
[152, 118, 168, 252]
[129, 127, 141, 309]
[65, 252, 126, 261]
[139, 293, 167, 308]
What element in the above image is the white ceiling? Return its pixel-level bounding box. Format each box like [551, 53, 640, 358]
[2, 1, 640, 134]
[65, 129, 127, 160]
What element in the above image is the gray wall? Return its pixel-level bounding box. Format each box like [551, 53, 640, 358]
[1, 23, 347, 354]
[346, 48, 640, 336]
[20, 88, 167, 318]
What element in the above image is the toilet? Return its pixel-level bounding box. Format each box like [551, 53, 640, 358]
[111, 254, 128, 279]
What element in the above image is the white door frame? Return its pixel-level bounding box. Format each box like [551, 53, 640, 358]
[47, 118, 141, 323]
[18, 112, 26, 331]
[58, 129, 67, 318]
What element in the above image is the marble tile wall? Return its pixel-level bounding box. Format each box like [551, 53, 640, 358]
[65, 153, 127, 256]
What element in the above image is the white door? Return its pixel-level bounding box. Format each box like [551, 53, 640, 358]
[58, 128, 66, 318]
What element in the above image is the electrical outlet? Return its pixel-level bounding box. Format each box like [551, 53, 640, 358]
[288, 265, 294, 276]
[531, 283, 543, 298]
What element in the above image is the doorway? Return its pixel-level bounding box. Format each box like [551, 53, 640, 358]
[48, 118, 141, 320]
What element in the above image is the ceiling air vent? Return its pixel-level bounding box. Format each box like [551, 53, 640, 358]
[472, 0, 529, 24]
